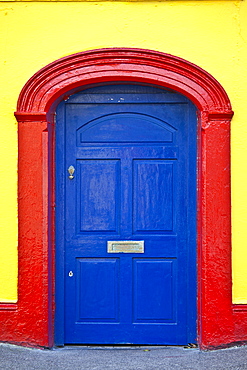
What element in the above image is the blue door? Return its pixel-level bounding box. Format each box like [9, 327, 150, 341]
[55, 85, 197, 345]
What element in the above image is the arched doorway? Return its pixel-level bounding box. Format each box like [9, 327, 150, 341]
[55, 84, 197, 345]
[10, 48, 236, 349]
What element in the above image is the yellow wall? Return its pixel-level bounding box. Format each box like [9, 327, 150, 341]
[1, 0, 247, 303]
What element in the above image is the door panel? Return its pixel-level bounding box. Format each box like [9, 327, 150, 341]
[78, 159, 120, 233]
[77, 113, 174, 144]
[56, 84, 197, 345]
[76, 258, 119, 322]
[133, 259, 174, 322]
[133, 160, 173, 232]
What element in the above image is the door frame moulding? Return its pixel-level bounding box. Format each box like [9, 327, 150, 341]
[1, 47, 246, 349]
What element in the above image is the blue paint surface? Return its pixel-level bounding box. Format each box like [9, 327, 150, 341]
[55, 85, 197, 345]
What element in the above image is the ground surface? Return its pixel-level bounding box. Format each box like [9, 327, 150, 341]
[1, 343, 247, 369]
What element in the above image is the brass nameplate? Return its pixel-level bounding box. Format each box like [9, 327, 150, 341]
[107, 241, 144, 253]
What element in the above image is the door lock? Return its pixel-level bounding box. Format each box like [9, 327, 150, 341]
[68, 271, 74, 277]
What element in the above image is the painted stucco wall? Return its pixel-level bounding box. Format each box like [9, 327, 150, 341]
[0, 0, 247, 303]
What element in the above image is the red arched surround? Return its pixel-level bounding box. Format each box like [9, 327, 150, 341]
[1, 48, 247, 349]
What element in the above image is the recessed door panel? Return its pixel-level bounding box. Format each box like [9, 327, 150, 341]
[77, 113, 174, 144]
[56, 84, 197, 345]
[133, 160, 174, 233]
[133, 259, 175, 322]
[76, 258, 119, 322]
[77, 159, 120, 233]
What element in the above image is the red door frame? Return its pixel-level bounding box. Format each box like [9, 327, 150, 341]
[1, 48, 247, 349]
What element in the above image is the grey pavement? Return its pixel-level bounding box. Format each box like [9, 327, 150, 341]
[1, 343, 247, 370]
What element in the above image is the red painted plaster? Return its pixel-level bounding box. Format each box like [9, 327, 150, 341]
[1, 48, 245, 349]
